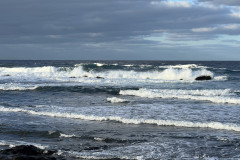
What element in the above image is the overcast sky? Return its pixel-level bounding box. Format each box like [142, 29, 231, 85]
[0, 0, 240, 60]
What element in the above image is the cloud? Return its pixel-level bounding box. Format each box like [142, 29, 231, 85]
[231, 12, 240, 18]
[198, 0, 240, 6]
[151, 1, 192, 8]
[192, 24, 240, 33]
[0, 0, 240, 60]
[0, 0, 238, 43]
[192, 27, 217, 32]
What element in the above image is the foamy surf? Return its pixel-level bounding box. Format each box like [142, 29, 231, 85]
[0, 106, 240, 132]
[158, 64, 206, 69]
[60, 133, 77, 138]
[0, 83, 38, 91]
[107, 97, 128, 103]
[0, 65, 217, 83]
[58, 150, 141, 160]
[120, 88, 240, 104]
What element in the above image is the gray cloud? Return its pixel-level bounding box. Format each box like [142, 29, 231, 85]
[198, 0, 240, 6]
[0, 0, 239, 43]
[0, 0, 240, 60]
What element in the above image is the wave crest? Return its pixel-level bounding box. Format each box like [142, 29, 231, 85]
[120, 88, 240, 104]
[107, 97, 128, 103]
[0, 106, 240, 132]
[0, 65, 215, 82]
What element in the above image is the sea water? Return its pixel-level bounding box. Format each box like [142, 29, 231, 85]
[0, 60, 240, 159]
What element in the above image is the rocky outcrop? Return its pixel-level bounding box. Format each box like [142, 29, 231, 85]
[195, 75, 212, 81]
[0, 145, 61, 160]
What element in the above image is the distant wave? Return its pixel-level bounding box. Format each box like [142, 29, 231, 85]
[158, 64, 206, 69]
[0, 106, 240, 132]
[120, 88, 240, 104]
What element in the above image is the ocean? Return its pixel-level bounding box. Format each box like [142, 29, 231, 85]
[0, 60, 240, 159]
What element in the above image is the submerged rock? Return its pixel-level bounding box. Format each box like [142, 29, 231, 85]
[0, 145, 60, 160]
[195, 75, 212, 81]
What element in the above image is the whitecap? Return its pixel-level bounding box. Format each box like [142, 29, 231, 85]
[158, 64, 206, 69]
[0, 66, 218, 83]
[60, 133, 77, 138]
[107, 97, 128, 103]
[120, 88, 240, 104]
[0, 83, 38, 91]
[0, 106, 240, 132]
[93, 63, 105, 67]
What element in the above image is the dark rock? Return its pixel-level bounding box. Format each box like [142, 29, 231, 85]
[195, 75, 212, 81]
[69, 76, 76, 78]
[96, 76, 104, 79]
[83, 75, 88, 77]
[0, 145, 44, 155]
[4, 74, 10, 77]
[0, 145, 60, 160]
[180, 79, 183, 80]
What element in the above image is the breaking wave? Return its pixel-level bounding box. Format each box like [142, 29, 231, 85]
[0, 65, 217, 83]
[120, 88, 240, 104]
[0, 83, 38, 91]
[158, 64, 206, 69]
[0, 83, 133, 95]
[60, 133, 77, 138]
[107, 97, 129, 103]
[0, 106, 240, 132]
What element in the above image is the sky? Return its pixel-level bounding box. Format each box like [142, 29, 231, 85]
[0, 0, 240, 60]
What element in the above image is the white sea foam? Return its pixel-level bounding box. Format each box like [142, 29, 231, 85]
[123, 64, 134, 67]
[0, 83, 82, 91]
[0, 66, 60, 82]
[107, 97, 128, 103]
[120, 88, 240, 104]
[60, 133, 77, 138]
[214, 76, 227, 81]
[158, 64, 206, 69]
[0, 106, 240, 132]
[94, 137, 104, 141]
[95, 68, 213, 81]
[0, 83, 38, 91]
[0, 65, 216, 83]
[139, 64, 152, 67]
[58, 149, 149, 160]
[93, 63, 105, 67]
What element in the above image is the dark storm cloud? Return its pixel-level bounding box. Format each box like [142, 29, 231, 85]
[0, 0, 240, 60]
[0, 0, 239, 45]
[198, 0, 240, 6]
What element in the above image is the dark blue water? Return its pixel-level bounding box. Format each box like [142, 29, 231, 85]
[0, 61, 240, 159]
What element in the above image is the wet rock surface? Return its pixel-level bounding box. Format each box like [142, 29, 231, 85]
[0, 145, 63, 160]
[195, 75, 212, 81]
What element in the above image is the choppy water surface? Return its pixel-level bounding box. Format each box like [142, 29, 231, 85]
[0, 61, 240, 159]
